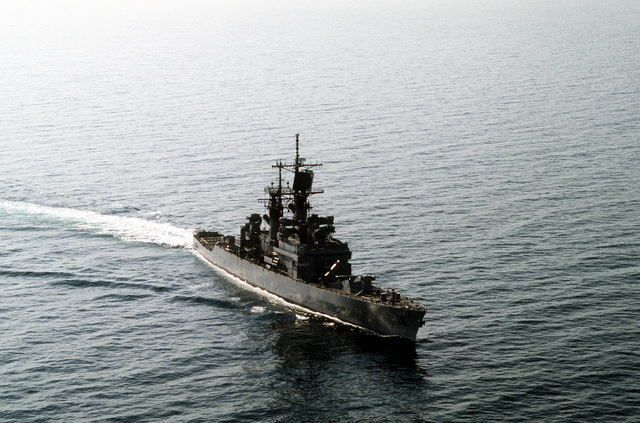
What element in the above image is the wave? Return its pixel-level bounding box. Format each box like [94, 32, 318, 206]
[170, 294, 243, 310]
[0, 199, 193, 248]
[0, 269, 79, 279]
[51, 278, 172, 293]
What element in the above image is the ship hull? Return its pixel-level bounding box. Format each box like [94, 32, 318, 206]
[194, 237, 424, 341]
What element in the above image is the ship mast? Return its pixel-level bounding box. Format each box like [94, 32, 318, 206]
[295, 133, 300, 172]
[263, 134, 323, 240]
[290, 134, 322, 222]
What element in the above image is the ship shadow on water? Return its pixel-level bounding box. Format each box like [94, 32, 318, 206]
[255, 308, 423, 361]
[243, 310, 432, 422]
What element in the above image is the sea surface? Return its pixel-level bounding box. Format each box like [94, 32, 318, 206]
[1, 1, 639, 421]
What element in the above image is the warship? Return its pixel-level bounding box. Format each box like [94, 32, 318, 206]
[194, 135, 426, 341]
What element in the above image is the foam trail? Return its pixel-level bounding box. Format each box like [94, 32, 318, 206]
[0, 199, 193, 248]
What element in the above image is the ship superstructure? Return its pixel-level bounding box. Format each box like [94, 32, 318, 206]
[194, 135, 426, 341]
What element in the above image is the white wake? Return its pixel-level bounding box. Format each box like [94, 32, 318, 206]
[0, 199, 193, 248]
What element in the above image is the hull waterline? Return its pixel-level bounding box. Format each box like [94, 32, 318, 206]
[194, 236, 425, 341]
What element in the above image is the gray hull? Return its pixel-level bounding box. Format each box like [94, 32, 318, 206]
[195, 237, 425, 341]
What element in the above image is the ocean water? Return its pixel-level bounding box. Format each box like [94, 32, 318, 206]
[1, 1, 639, 421]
